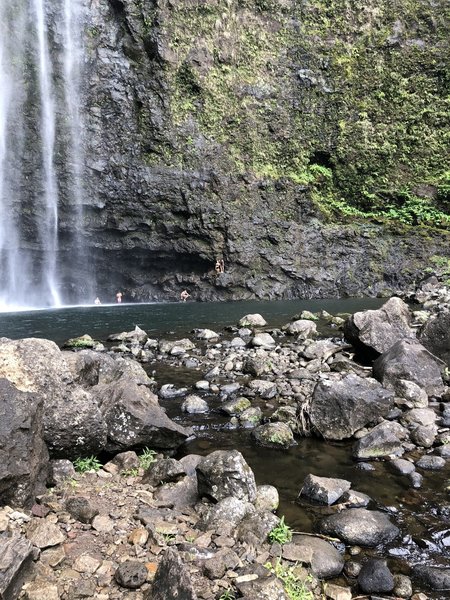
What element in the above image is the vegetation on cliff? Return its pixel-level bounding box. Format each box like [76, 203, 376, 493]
[134, 0, 449, 228]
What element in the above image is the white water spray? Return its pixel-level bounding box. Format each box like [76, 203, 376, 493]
[0, 0, 90, 310]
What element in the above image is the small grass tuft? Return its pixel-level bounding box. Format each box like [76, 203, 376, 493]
[73, 456, 102, 473]
[268, 516, 293, 545]
[265, 558, 313, 600]
[139, 447, 157, 470]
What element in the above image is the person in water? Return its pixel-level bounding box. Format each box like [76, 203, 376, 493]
[116, 291, 123, 303]
[180, 290, 190, 302]
[94, 297, 101, 305]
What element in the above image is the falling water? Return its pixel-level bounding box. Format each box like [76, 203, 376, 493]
[0, 0, 90, 310]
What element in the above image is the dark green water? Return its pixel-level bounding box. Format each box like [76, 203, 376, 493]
[0, 297, 384, 345]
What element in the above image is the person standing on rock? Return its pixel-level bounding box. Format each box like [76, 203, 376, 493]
[180, 290, 190, 302]
[116, 291, 123, 303]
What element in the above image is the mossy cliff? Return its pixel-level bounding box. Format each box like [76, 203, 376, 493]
[79, 0, 449, 300]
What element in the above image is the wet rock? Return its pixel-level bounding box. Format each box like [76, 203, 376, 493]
[389, 458, 415, 475]
[343, 297, 414, 358]
[352, 420, 408, 459]
[373, 339, 445, 397]
[0, 378, 49, 507]
[251, 333, 276, 349]
[357, 559, 394, 594]
[415, 455, 446, 470]
[249, 379, 277, 399]
[181, 394, 208, 414]
[159, 383, 188, 398]
[142, 458, 186, 486]
[195, 328, 219, 341]
[159, 338, 195, 353]
[115, 560, 148, 589]
[410, 425, 437, 448]
[221, 396, 251, 416]
[344, 560, 362, 578]
[283, 319, 317, 338]
[340, 490, 371, 508]
[412, 564, 450, 590]
[239, 406, 263, 428]
[408, 471, 423, 488]
[309, 374, 394, 440]
[0, 536, 34, 600]
[299, 474, 351, 505]
[65, 496, 99, 524]
[239, 314, 267, 327]
[289, 535, 344, 578]
[146, 547, 197, 600]
[319, 508, 399, 546]
[252, 422, 296, 449]
[196, 450, 257, 503]
[419, 309, 450, 366]
[243, 356, 270, 376]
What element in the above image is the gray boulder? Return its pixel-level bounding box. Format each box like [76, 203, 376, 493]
[142, 458, 186, 486]
[251, 333, 276, 349]
[299, 474, 351, 505]
[0, 379, 49, 507]
[0, 536, 34, 600]
[181, 394, 208, 414]
[95, 380, 193, 452]
[196, 450, 257, 503]
[198, 496, 253, 534]
[352, 421, 408, 459]
[283, 319, 317, 338]
[319, 508, 399, 546]
[419, 310, 450, 367]
[287, 535, 344, 578]
[357, 559, 394, 594]
[412, 565, 450, 590]
[239, 314, 267, 327]
[309, 374, 394, 440]
[373, 339, 445, 397]
[343, 297, 414, 357]
[251, 422, 296, 449]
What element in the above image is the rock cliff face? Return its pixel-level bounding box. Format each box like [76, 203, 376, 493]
[65, 0, 449, 301]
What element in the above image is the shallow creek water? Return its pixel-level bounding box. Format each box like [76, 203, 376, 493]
[1, 299, 449, 594]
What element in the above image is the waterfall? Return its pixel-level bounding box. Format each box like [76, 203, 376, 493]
[0, 0, 91, 310]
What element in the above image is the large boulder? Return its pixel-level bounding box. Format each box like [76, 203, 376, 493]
[0, 338, 108, 458]
[309, 374, 394, 440]
[419, 310, 450, 367]
[343, 297, 415, 358]
[95, 380, 193, 452]
[373, 339, 445, 397]
[412, 565, 450, 590]
[319, 508, 399, 546]
[0, 379, 49, 507]
[0, 536, 34, 600]
[196, 450, 257, 503]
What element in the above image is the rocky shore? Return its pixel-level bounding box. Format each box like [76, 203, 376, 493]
[1, 275, 449, 600]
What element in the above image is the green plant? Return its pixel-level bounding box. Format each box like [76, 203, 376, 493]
[122, 467, 139, 477]
[265, 559, 313, 600]
[218, 589, 235, 600]
[139, 447, 157, 470]
[73, 456, 102, 473]
[268, 516, 293, 545]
